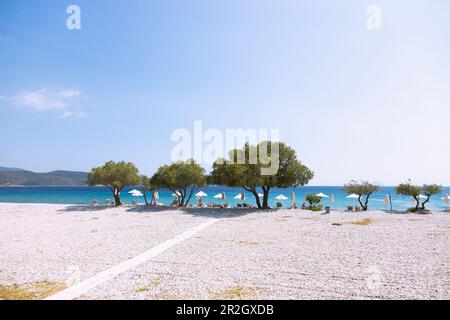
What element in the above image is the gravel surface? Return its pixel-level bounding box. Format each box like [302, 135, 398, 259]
[1, 203, 449, 300]
[0, 203, 211, 286]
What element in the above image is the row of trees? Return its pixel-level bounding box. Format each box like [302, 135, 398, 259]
[87, 141, 314, 208]
[341, 180, 442, 212]
[87, 141, 443, 211]
[396, 182, 442, 211]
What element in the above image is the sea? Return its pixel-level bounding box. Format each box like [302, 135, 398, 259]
[0, 186, 449, 211]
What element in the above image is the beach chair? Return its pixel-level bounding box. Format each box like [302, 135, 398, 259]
[104, 199, 111, 206]
[346, 206, 354, 212]
[355, 206, 362, 212]
[237, 203, 243, 208]
[276, 202, 283, 208]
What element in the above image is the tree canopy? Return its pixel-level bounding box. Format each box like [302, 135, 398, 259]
[395, 182, 421, 210]
[343, 180, 380, 211]
[306, 194, 322, 208]
[210, 141, 314, 209]
[150, 160, 206, 207]
[421, 184, 442, 209]
[87, 161, 141, 206]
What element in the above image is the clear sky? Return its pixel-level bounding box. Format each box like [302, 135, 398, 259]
[1, 0, 449, 185]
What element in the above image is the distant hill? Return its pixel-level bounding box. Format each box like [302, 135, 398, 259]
[0, 167, 88, 186]
[0, 167, 24, 172]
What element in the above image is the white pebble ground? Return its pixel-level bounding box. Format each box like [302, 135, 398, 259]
[0, 203, 448, 300]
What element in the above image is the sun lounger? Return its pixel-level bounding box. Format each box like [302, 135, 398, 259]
[276, 202, 283, 208]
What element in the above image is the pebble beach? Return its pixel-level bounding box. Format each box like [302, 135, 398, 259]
[0, 203, 449, 300]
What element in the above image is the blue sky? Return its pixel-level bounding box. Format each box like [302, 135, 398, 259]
[1, 0, 449, 185]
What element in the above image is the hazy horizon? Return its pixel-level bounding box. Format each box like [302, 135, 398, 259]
[1, 0, 449, 186]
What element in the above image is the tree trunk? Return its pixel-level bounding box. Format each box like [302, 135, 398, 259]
[185, 187, 195, 207]
[246, 187, 262, 209]
[143, 190, 149, 206]
[113, 186, 121, 206]
[363, 192, 373, 211]
[357, 195, 364, 210]
[178, 188, 189, 207]
[421, 196, 430, 210]
[414, 196, 420, 210]
[262, 186, 271, 209]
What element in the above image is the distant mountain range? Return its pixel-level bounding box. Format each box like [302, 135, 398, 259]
[0, 167, 88, 186]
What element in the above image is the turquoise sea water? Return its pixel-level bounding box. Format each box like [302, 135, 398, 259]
[0, 186, 449, 211]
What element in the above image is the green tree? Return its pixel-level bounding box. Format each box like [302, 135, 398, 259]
[210, 141, 314, 209]
[421, 184, 442, 210]
[87, 161, 141, 206]
[140, 175, 156, 206]
[343, 180, 380, 211]
[395, 182, 421, 211]
[150, 160, 206, 207]
[305, 193, 321, 208]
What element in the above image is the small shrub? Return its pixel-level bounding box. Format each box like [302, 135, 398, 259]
[305, 193, 321, 207]
[208, 286, 259, 299]
[407, 207, 430, 214]
[0, 281, 66, 300]
[348, 218, 373, 226]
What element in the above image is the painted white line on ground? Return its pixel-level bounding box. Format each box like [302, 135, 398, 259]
[45, 218, 219, 300]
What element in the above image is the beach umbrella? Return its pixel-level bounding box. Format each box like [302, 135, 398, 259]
[258, 193, 264, 197]
[275, 194, 288, 201]
[195, 191, 208, 197]
[442, 195, 449, 210]
[418, 194, 427, 199]
[384, 194, 391, 209]
[234, 193, 246, 200]
[129, 190, 143, 204]
[214, 193, 223, 199]
[194, 191, 207, 207]
[346, 193, 359, 207]
[315, 192, 329, 198]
